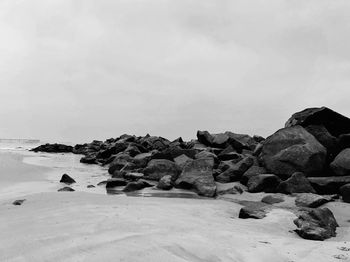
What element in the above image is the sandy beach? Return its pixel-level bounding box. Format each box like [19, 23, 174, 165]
[0, 150, 349, 262]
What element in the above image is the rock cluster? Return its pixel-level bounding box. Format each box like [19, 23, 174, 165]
[31, 106, 350, 241]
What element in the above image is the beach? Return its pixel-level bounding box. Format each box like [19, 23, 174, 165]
[0, 147, 349, 262]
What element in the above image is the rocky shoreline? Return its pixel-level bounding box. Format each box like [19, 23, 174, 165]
[30, 106, 350, 241]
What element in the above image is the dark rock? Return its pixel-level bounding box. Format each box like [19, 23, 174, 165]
[174, 154, 193, 170]
[339, 184, 350, 203]
[58, 187, 75, 192]
[111, 170, 127, 179]
[80, 153, 98, 164]
[196, 130, 215, 147]
[261, 126, 327, 178]
[330, 149, 350, 176]
[108, 154, 134, 174]
[143, 159, 179, 181]
[59, 174, 76, 185]
[140, 136, 170, 151]
[216, 156, 254, 183]
[247, 174, 281, 193]
[261, 195, 284, 204]
[253, 135, 265, 143]
[294, 207, 338, 241]
[295, 193, 333, 208]
[175, 158, 216, 197]
[87, 185, 95, 188]
[12, 199, 26, 206]
[240, 166, 267, 185]
[31, 143, 73, 153]
[97, 181, 108, 186]
[123, 180, 153, 192]
[238, 201, 270, 219]
[305, 125, 338, 162]
[308, 176, 350, 194]
[218, 150, 242, 161]
[195, 151, 218, 163]
[157, 175, 173, 190]
[277, 172, 316, 194]
[285, 107, 350, 137]
[338, 134, 350, 150]
[105, 179, 128, 188]
[225, 132, 258, 151]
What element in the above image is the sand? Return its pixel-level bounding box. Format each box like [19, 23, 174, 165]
[0, 151, 349, 262]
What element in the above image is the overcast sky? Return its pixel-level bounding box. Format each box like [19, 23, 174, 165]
[0, 0, 350, 143]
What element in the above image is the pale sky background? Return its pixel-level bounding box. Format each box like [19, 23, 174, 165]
[0, 0, 350, 143]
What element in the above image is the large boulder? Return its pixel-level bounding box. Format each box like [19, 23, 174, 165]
[308, 176, 350, 194]
[247, 174, 281, 193]
[175, 158, 216, 197]
[330, 148, 350, 176]
[174, 154, 193, 170]
[277, 172, 316, 194]
[105, 179, 128, 188]
[294, 207, 338, 241]
[143, 159, 179, 181]
[339, 184, 350, 203]
[261, 126, 327, 178]
[285, 107, 350, 137]
[157, 175, 173, 190]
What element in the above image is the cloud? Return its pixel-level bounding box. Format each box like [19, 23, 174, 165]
[0, 0, 349, 142]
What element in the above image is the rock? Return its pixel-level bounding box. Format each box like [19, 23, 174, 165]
[216, 156, 254, 183]
[58, 187, 75, 192]
[277, 172, 316, 194]
[218, 151, 242, 161]
[240, 166, 267, 185]
[195, 151, 218, 163]
[285, 107, 350, 137]
[308, 176, 350, 194]
[108, 154, 134, 174]
[175, 158, 216, 197]
[295, 193, 333, 208]
[339, 184, 350, 203]
[305, 125, 338, 162]
[140, 136, 170, 151]
[97, 181, 108, 186]
[143, 159, 179, 181]
[105, 179, 128, 188]
[294, 207, 338, 241]
[261, 126, 327, 178]
[238, 201, 270, 219]
[31, 143, 73, 153]
[123, 180, 153, 192]
[157, 175, 173, 190]
[261, 195, 284, 204]
[338, 134, 350, 150]
[330, 148, 350, 176]
[224, 132, 258, 152]
[59, 174, 76, 185]
[215, 182, 246, 195]
[174, 154, 193, 170]
[196, 130, 215, 147]
[247, 174, 281, 193]
[12, 199, 26, 206]
[87, 185, 95, 188]
[124, 172, 144, 181]
[80, 154, 98, 164]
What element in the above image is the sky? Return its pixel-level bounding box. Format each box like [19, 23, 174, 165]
[0, 0, 350, 143]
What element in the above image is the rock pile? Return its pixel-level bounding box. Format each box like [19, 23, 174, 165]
[31, 106, 350, 240]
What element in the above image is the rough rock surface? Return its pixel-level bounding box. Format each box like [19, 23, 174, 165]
[123, 180, 153, 192]
[285, 106, 350, 137]
[308, 176, 350, 194]
[247, 174, 281, 193]
[330, 148, 350, 176]
[240, 166, 267, 185]
[157, 175, 173, 190]
[58, 187, 75, 192]
[261, 126, 327, 178]
[261, 195, 284, 204]
[294, 207, 338, 241]
[143, 159, 179, 181]
[175, 158, 216, 197]
[295, 193, 333, 208]
[277, 172, 316, 194]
